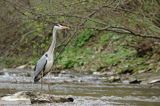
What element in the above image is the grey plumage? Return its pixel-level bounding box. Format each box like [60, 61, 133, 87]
[33, 24, 69, 83]
[34, 53, 48, 82]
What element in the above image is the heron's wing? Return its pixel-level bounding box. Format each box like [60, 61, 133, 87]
[34, 54, 47, 83]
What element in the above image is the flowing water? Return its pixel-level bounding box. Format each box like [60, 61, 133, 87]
[0, 69, 160, 106]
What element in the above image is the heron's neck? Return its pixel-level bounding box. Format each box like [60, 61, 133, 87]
[48, 28, 57, 55]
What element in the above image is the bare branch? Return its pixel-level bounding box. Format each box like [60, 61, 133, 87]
[88, 26, 160, 40]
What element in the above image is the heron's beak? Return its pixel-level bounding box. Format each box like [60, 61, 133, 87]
[61, 26, 70, 29]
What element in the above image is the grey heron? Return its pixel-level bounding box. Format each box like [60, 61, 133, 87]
[33, 24, 69, 83]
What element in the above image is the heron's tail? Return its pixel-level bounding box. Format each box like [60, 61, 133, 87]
[33, 77, 39, 83]
[33, 71, 49, 83]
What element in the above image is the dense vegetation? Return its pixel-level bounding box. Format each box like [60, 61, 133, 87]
[0, 0, 160, 74]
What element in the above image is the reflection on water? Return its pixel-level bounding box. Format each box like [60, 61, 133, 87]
[0, 69, 160, 106]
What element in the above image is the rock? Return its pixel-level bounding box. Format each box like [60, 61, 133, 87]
[16, 65, 28, 69]
[93, 72, 101, 75]
[32, 94, 74, 104]
[15, 65, 34, 69]
[120, 69, 133, 75]
[0, 72, 5, 75]
[149, 79, 160, 84]
[92, 71, 115, 76]
[48, 97, 74, 103]
[26, 72, 31, 77]
[108, 76, 120, 82]
[0, 100, 31, 105]
[129, 78, 141, 84]
[0, 91, 74, 104]
[103, 71, 115, 76]
[121, 77, 142, 84]
[129, 79, 141, 84]
[1, 91, 36, 101]
[61, 70, 68, 74]
[1, 91, 32, 105]
[138, 70, 146, 73]
[122, 80, 130, 84]
[30, 65, 35, 69]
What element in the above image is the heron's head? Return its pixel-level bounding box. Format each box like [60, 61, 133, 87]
[54, 24, 69, 30]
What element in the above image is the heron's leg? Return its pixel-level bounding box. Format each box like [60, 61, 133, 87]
[48, 72, 51, 93]
[41, 71, 44, 91]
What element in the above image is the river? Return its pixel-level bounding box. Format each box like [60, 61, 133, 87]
[0, 69, 160, 106]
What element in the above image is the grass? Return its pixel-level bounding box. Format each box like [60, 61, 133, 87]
[0, 55, 38, 68]
[0, 56, 28, 68]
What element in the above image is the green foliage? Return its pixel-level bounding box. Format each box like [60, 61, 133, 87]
[56, 29, 159, 74]
[57, 31, 135, 71]
[99, 33, 111, 44]
[74, 29, 94, 47]
[57, 47, 93, 69]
